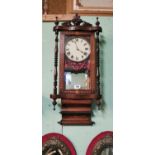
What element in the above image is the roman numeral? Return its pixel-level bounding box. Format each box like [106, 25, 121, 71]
[67, 52, 70, 55]
[84, 52, 87, 55]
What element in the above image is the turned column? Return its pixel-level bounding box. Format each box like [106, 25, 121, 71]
[52, 17, 59, 110]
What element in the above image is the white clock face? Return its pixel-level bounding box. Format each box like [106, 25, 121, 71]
[65, 37, 90, 62]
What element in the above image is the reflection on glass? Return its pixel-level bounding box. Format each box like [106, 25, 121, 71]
[101, 147, 113, 155]
[65, 72, 90, 90]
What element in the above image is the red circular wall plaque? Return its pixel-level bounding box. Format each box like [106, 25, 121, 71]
[42, 133, 76, 155]
[86, 131, 113, 155]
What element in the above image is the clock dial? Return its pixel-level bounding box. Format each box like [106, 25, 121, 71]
[65, 37, 90, 62]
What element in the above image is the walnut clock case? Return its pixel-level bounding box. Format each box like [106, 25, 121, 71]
[50, 14, 102, 125]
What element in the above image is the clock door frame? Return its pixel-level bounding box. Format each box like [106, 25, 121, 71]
[59, 31, 97, 99]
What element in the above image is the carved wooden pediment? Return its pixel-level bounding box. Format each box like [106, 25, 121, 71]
[62, 14, 92, 27]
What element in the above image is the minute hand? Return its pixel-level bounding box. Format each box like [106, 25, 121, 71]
[74, 42, 84, 54]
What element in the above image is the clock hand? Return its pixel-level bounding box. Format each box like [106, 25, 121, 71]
[74, 41, 84, 54]
[77, 48, 84, 54]
[73, 41, 79, 50]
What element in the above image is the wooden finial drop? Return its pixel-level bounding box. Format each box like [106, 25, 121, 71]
[55, 16, 59, 26]
[74, 13, 80, 20]
[96, 17, 100, 27]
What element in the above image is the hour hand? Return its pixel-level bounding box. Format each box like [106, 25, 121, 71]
[78, 49, 84, 54]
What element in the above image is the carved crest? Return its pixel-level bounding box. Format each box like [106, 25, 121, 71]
[53, 14, 101, 33]
[62, 14, 92, 27]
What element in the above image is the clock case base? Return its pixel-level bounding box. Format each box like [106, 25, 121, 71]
[59, 99, 94, 125]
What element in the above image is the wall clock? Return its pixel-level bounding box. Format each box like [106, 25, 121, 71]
[42, 133, 76, 155]
[86, 131, 113, 155]
[50, 14, 102, 125]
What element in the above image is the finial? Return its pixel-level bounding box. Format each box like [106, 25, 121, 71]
[73, 13, 80, 20]
[55, 16, 59, 26]
[72, 13, 82, 26]
[96, 99, 101, 110]
[53, 105, 56, 111]
[96, 17, 100, 27]
[53, 100, 57, 111]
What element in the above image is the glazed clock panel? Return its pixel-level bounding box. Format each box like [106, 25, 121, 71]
[59, 31, 96, 96]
